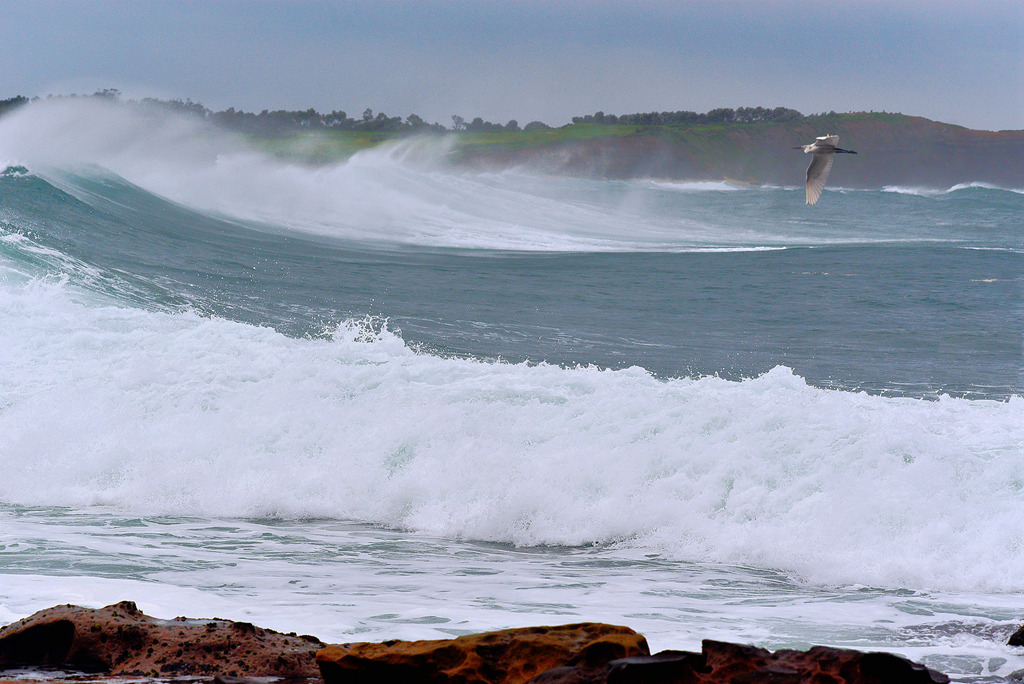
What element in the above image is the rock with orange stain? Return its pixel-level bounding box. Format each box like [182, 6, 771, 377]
[316, 622, 649, 684]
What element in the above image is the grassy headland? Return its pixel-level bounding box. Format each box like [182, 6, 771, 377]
[248, 113, 1024, 189]
[443, 113, 1024, 189]
[3, 92, 1021, 188]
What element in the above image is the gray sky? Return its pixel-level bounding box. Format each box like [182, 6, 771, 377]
[3, 0, 1022, 130]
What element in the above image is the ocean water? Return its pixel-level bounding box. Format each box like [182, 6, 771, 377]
[1, 99, 1022, 680]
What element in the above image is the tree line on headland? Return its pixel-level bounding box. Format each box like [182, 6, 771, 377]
[0, 89, 806, 136]
[2, 89, 1021, 188]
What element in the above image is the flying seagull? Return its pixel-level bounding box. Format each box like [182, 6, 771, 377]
[795, 135, 857, 205]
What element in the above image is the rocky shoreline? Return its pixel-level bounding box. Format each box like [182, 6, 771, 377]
[2, 601, 1019, 683]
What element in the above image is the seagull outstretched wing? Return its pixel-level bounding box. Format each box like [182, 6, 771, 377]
[805, 152, 835, 205]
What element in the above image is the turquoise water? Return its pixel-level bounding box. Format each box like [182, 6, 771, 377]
[5, 163, 1020, 397]
[1, 100, 1022, 680]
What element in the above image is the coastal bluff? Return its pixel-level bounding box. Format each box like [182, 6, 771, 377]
[449, 114, 1024, 191]
[0, 601, 961, 683]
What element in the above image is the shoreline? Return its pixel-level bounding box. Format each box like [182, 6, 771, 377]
[1, 601, 1000, 683]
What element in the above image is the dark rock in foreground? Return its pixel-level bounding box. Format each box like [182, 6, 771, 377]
[1010, 624, 1024, 647]
[0, 603, 954, 683]
[0, 600, 321, 679]
[529, 640, 950, 683]
[316, 627, 949, 684]
[316, 622, 648, 684]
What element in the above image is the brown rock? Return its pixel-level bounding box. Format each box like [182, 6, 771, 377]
[526, 640, 949, 684]
[529, 650, 702, 683]
[0, 600, 322, 680]
[1010, 624, 1024, 647]
[316, 622, 649, 684]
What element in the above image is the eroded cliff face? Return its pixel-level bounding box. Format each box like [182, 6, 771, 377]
[452, 115, 1024, 190]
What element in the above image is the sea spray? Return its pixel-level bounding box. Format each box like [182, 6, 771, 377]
[8, 99, 1020, 253]
[1, 273, 1021, 593]
[882, 182, 1024, 196]
[0, 100, 624, 250]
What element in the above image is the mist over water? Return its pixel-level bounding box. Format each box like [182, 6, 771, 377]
[5, 99, 1020, 253]
[1, 100, 1023, 679]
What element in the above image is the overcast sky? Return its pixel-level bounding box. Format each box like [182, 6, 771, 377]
[3, 0, 1022, 131]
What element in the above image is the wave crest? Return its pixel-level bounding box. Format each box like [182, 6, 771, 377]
[1, 279, 1021, 592]
[882, 182, 1024, 196]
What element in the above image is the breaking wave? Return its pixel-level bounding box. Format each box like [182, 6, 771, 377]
[1, 270, 1022, 593]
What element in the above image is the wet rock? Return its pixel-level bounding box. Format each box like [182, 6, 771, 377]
[316, 622, 649, 684]
[529, 650, 703, 683]
[526, 640, 949, 684]
[0, 604, 956, 684]
[0, 601, 321, 680]
[1009, 624, 1024, 647]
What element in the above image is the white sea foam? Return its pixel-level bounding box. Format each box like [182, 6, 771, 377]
[882, 185, 946, 197]
[4, 520, 1022, 672]
[645, 180, 740, 192]
[947, 181, 1024, 194]
[0, 99, 711, 251]
[882, 182, 1024, 196]
[1, 271, 1021, 594]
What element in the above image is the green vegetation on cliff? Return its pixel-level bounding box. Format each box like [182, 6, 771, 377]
[444, 113, 1023, 189]
[234, 108, 1021, 189]
[3, 91, 1020, 188]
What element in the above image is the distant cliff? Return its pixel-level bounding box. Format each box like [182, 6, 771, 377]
[448, 113, 1024, 190]
[6, 94, 1016, 188]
